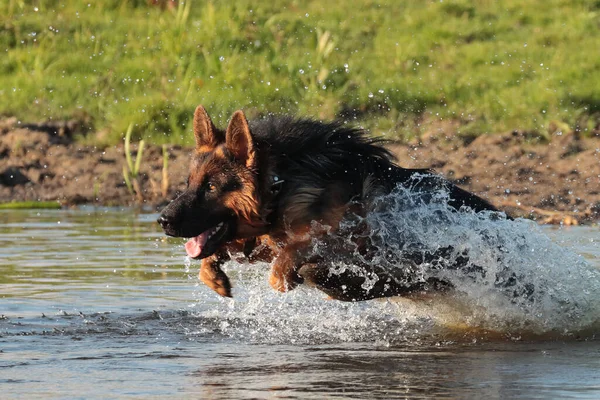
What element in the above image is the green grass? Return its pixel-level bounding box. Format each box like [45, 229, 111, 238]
[1, 0, 599, 144]
[0, 201, 62, 209]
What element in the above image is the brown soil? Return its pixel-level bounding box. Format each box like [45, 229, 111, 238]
[1, 117, 599, 224]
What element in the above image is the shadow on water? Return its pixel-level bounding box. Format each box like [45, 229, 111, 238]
[1, 206, 600, 398]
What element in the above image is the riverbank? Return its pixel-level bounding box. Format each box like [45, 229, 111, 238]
[1, 118, 599, 224]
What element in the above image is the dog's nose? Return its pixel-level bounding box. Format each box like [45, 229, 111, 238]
[157, 215, 170, 227]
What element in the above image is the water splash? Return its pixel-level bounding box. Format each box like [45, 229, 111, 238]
[361, 181, 600, 333]
[186, 179, 600, 343]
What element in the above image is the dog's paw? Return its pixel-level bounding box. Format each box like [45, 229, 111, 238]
[269, 271, 299, 293]
[211, 278, 233, 298]
[199, 268, 232, 297]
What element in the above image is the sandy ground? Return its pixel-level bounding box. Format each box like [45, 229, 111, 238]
[1, 117, 599, 224]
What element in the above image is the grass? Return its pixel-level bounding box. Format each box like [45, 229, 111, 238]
[161, 144, 169, 198]
[0, 201, 62, 209]
[1, 0, 599, 144]
[122, 123, 145, 202]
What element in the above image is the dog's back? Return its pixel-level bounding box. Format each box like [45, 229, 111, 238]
[247, 116, 498, 222]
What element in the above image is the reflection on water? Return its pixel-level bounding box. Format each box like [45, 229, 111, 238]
[1, 209, 599, 398]
[0, 208, 192, 313]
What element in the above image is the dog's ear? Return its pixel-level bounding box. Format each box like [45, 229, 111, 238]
[193, 105, 222, 150]
[225, 110, 255, 168]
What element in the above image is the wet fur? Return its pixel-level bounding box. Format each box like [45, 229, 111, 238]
[158, 105, 500, 301]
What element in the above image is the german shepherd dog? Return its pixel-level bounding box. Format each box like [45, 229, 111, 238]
[158, 105, 500, 301]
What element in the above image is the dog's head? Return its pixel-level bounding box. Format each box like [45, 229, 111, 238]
[158, 105, 263, 259]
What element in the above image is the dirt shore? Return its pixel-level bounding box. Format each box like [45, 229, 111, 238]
[1, 118, 599, 224]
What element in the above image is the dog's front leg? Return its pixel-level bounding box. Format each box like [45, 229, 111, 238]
[199, 250, 232, 297]
[269, 242, 307, 292]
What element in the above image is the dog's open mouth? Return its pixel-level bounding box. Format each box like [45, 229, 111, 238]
[184, 221, 230, 259]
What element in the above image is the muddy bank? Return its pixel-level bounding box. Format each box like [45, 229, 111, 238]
[1, 118, 599, 224]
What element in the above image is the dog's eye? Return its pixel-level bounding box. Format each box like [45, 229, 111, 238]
[207, 182, 217, 192]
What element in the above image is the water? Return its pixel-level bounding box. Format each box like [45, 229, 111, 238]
[1, 207, 599, 399]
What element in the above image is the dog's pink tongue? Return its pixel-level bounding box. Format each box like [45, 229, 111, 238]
[185, 231, 209, 258]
